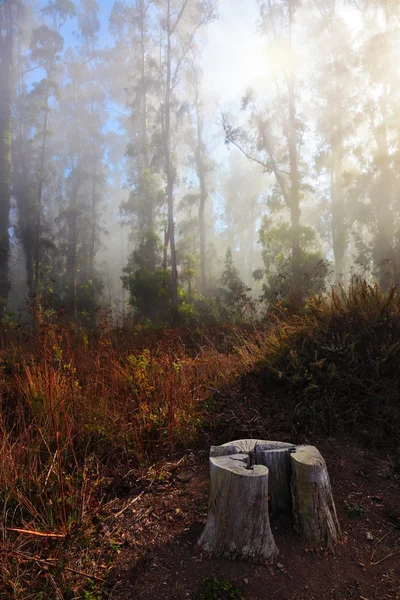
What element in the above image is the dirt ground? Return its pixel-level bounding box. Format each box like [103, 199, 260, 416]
[105, 439, 400, 600]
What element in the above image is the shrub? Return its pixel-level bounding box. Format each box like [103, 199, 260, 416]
[257, 279, 400, 445]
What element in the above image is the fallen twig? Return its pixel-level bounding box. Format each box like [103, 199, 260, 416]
[112, 490, 145, 519]
[5, 528, 66, 539]
[371, 549, 399, 566]
[370, 530, 390, 562]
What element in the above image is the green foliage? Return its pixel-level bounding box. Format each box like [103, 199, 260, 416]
[258, 218, 330, 302]
[220, 248, 258, 321]
[75, 277, 104, 315]
[122, 231, 172, 322]
[123, 266, 172, 322]
[177, 290, 219, 325]
[345, 503, 366, 518]
[198, 577, 246, 600]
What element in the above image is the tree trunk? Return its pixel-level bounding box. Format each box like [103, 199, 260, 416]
[255, 444, 295, 514]
[0, 0, 13, 315]
[374, 7, 393, 292]
[290, 445, 342, 549]
[33, 55, 54, 298]
[66, 171, 80, 318]
[89, 139, 97, 282]
[194, 84, 207, 295]
[139, 0, 156, 270]
[288, 0, 301, 305]
[331, 62, 346, 287]
[375, 91, 393, 292]
[198, 453, 279, 563]
[202, 440, 342, 559]
[164, 0, 178, 307]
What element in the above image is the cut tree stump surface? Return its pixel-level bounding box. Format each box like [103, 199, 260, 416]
[199, 439, 342, 562]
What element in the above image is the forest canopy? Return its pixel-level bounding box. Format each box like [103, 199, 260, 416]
[1, 0, 400, 323]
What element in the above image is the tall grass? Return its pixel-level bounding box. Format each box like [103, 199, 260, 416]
[256, 279, 400, 444]
[0, 317, 261, 597]
[0, 319, 257, 531]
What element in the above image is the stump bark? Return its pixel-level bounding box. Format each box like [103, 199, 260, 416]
[200, 440, 341, 561]
[255, 445, 294, 513]
[290, 445, 342, 549]
[198, 453, 279, 563]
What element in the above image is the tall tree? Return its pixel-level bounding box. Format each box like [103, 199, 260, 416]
[224, 0, 305, 303]
[347, 0, 400, 289]
[109, 0, 163, 270]
[185, 59, 214, 295]
[159, 0, 217, 307]
[30, 0, 75, 298]
[312, 0, 354, 285]
[57, 0, 106, 315]
[0, 0, 16, 314]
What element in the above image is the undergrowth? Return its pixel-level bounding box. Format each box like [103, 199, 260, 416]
[0, 319, 261, 598]
[253, 280, 400, 445]
[197, 577, 246, 600]
[1, 279, 400, 597]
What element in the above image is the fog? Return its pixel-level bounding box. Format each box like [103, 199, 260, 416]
[1, 0, 399, 321]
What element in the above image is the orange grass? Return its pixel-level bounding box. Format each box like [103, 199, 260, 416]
[0, 317, 266, 597]
[0, 318, 261, 536]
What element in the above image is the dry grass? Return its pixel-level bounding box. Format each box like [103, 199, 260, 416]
[252, 279, 400, 444]
[0, 317, 262, 598]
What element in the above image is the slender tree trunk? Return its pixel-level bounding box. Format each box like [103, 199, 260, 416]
[288, 0, 301, 305]
[331, 119, 345, 284]
[288, 76, 301, 303]
[14, 140, 35, 293]
[139, 0, 156, 269]
[247, 199, 256, 286]
[375, 5, 393, 291]
[0, 0, 13, 315]
[330, 57, 346, 286]
[67, 77, 82, 318]
[194, 88, 207, 295]
[33, 59, 54, 298]
[15, 25, 35, 294]
[375, 85, 393, 291]
[120, 222, 126, 324]
[89, 140, 97, 282]
[164, 0, 178, 306]
[66, 171, 79, 318]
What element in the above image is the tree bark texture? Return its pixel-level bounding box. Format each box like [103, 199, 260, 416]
[255, 445, 294, 514]
[200, 440, 341, 561]
[0, 0, 13, 314]
[290, 445, 342, 549]
[198, 453, 279, 563]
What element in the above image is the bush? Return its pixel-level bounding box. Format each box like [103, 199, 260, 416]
[257, 279, 400, 446]
[198, 577, 246, 600]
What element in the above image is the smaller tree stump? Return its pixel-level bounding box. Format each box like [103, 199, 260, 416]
[198, 453, 279, 563]
[255, 445, 294, 513]
[290, 445, 342, 549]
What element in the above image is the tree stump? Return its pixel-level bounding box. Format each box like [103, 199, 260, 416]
[255, 444, 295, 514]
[198, 452, 279, 563]
[290, 445, 342, 549]
[199, 440, 341, 561]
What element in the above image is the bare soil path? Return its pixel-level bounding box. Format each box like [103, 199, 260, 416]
[107, 439, 400, 600]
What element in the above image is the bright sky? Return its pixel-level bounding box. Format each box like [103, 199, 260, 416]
[201, 0, 263, 105]
[93, 0, 263, 107]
